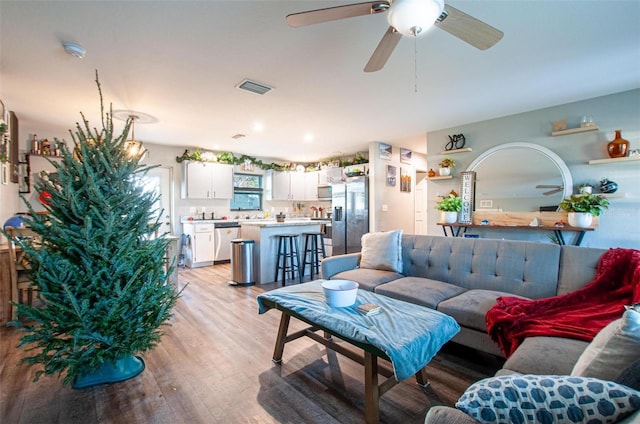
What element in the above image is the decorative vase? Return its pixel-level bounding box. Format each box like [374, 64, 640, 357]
[599, 178, 618, 194]
[72, 355, 145, 389]
[438, 167, 451, 176]
[568, 212, 593, 228]
[441, 211, 458, 224]
[607, 130, 629, 158]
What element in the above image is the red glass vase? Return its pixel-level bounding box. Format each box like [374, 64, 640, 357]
[607, 130, 629, 158]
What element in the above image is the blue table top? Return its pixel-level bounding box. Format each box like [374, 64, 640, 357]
[257, 280, 460, 381]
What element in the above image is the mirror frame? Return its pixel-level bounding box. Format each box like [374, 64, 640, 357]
[466, 142, 573, 208]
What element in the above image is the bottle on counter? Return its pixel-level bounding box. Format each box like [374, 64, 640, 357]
[32, 134, 39, 154]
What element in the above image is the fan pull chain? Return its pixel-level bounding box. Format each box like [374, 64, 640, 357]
[414, 35, 418, 93]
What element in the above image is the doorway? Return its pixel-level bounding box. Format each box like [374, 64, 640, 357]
[140, 166, 174, 236]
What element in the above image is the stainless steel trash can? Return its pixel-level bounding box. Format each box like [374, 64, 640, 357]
[230, 239, 255, 286]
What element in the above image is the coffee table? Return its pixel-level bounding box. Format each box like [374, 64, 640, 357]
[257, 280, 460, 423]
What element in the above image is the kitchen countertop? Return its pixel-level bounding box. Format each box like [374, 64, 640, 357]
[239, 219, 330, 228]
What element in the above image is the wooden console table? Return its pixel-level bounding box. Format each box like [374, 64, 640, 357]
[437, 223, 594, 246]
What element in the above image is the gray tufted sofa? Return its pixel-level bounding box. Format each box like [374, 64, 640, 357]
[321, 234, 630, 423]
[321, 234, 605, 357]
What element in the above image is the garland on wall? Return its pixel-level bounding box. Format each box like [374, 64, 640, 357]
[175, 149, 368, 172]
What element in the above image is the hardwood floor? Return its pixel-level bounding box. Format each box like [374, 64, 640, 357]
[0, 264, 503, 423]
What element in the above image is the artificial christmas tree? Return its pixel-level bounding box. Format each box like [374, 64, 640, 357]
[7, 74, 180, 388]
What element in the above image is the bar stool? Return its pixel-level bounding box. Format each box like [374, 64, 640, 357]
[301, 232, 326, 280]
[274, 234, 302, 285]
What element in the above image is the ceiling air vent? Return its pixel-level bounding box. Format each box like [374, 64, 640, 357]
[236, 79, 273, 95]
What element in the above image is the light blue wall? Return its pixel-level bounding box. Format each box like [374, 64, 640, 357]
[426, 89, 640, 249]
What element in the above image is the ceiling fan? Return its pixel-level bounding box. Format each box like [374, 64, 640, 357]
[286, 0, 503, 72]
[536, 184, 564, 196]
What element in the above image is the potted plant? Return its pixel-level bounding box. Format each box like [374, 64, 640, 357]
[6, 73, 180, 388]
[435, 194, 462, 224]
[578, 182, 594, 194]
[559, 193, 609, 228]
[438, 158, 455, 176]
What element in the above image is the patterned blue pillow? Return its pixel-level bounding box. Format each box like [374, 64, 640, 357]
[456, 375, 640, 424]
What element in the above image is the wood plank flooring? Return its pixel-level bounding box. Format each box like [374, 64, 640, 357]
[0, 264, 503, 424]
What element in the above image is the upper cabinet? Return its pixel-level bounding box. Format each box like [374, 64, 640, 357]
[269, 171, 320, 201]
[182, 162, 233, 199]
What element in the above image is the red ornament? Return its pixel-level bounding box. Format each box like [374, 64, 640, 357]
[39, 191, 52, 205]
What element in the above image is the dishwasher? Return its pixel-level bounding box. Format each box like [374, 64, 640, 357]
[213, 221, 240, 263]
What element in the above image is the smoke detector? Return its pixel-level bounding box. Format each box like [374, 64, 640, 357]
[63, 42, 86, 59]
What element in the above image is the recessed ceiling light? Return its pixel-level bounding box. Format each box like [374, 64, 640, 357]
[62, 42, 86, 59]
[253, 123, 264, 132]
[303, 133, 314, 143]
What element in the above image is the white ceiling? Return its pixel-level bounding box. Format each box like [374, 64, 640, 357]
[1, 1, 639, 163]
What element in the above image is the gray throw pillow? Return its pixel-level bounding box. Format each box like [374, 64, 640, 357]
[571, 307, 640, 381]
[616, 359, 640, 391]
[359, 230, 403, 273]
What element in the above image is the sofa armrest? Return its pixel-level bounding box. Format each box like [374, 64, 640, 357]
[321, 253, 361, 280]
[424, 406, 479, 424]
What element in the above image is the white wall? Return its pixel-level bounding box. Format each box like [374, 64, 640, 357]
[368, 141, 421, 234]
[425, 89, 640, 249]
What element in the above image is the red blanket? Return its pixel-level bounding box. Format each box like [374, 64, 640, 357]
[486, 248, 640, 357]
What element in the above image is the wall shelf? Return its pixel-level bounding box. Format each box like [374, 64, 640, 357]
[588, 155, 640, 165]
[551, 126, 599, 136]
[439, 147, 473, 155]
[428, 175, 453, 180]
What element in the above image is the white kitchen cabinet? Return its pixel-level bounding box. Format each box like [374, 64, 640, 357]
[304, 171, 319, 201]
[182, 162, 233, 199]
[182, 222, 215, 268]
[270, 171, 317, 201]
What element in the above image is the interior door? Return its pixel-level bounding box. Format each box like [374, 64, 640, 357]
[414, 172, 428, 235]
[142, 166, 174, 236]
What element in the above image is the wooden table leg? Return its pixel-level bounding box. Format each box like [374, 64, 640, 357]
[272, 312, 291, 363]
[364, 351, 380, 424]
[415, 367, 430, 388]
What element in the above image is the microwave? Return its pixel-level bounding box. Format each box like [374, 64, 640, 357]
[317, 184, 332, 200]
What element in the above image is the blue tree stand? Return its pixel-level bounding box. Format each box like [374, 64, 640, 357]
[72, 355, 145, 389]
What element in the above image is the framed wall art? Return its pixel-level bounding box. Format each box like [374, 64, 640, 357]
[400, 148, 412, 164]
[386, 165, 396, 186]
[379, 143, 392, 160]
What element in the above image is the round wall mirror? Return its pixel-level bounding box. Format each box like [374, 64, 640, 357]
[466, 142, 573, 212]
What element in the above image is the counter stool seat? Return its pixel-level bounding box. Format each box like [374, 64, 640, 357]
[274, 234, 302, 285]
[301, 232, 326, 281]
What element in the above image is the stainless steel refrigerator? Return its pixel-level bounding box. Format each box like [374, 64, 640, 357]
[331, 176, 369, 255]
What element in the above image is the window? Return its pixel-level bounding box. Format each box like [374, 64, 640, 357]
[230, 173, 263, 211]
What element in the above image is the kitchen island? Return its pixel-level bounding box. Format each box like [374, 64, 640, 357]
[240, 220, 329, 284]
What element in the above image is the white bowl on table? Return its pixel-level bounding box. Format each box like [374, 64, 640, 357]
[321, 280, 359, 307]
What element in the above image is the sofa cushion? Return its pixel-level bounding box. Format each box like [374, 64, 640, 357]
[401, 235, 561, 299]
[572, 307, 640, 381]
[359, 230, 403, 273]
[332, 269, 403, 292]
[616, 360, 640, 391]
[456, 374, 640, 424]
[557, 245, 606, 295]
[374, 277, 466, 309]
[502, 337, 588, 376]
[437, 289, 526, 332]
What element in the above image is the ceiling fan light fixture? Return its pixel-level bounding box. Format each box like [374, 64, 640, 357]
[387, 0, 444, 37]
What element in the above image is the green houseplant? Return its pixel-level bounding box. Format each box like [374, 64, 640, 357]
[435, 194, 462, 224]
[438, 158, 455, 176]
[7, 73, 180, 388]
[559, 193, 609, 228]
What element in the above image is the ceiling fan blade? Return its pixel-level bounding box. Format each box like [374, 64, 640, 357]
[286, 1, 390, 28]
[364, 26, 402, 72]
[536, 185, 562, 189]
[436, 4, 504, 50]
[543, 188, 563, 196]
